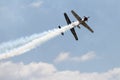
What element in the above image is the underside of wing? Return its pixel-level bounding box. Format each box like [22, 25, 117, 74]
[64, 11, 78, 40]
[64, 13, 71, 24]
[71, 10, 82, 22]
[82, 22, 94, 33]
[70, 28, 78, 40]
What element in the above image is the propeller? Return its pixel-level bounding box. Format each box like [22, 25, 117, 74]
[83, 16, 90, 22]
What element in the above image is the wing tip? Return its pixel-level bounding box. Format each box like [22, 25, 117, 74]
[71, 10, 74, 13]
[91, 30, 94, 33]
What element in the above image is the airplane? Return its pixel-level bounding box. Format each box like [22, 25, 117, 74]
[59, 10, 94, 40]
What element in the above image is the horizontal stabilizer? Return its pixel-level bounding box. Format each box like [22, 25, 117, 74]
[58, 26, 64, 35]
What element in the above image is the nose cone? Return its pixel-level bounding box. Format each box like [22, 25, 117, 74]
[84, 17, 88, 21]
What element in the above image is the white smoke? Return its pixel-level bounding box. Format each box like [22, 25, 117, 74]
[0, 21, 79, 60]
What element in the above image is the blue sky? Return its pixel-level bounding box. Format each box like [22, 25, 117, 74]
[0, 0, 120, 80]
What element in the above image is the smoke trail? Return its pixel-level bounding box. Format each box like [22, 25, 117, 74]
[0, 21, 79, 60]
[0, 32, 47, 54]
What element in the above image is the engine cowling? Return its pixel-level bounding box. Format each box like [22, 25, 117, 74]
[83, 16, 89, 22]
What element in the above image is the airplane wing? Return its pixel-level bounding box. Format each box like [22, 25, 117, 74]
[64, 12, 78, 40]
[64, 13, 71, 24]
[81, 22, 94, 33]
[71, 10, 82, 22]
[71, 10, 94, 33]
[70, 28, 78, 40]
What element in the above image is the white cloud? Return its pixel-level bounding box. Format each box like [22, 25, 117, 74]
[30, 1, 43, 8]
[0, 61, 56, 80]
[54, 51, 96, 63]
[54, 52, 70, 63]
[21, 1, 43, 9]
[71, 51, 96, 62]
[0, 61, 120, 80]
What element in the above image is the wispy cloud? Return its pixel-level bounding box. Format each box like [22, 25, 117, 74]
[71, 51, 96, 62]
[0, 61, 120, 80]
[54, 52, 70, 63]
[30, 1, 43, 8]
[22, 1, 43, 9]
[54, 51, 96, 63]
